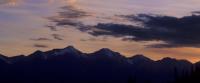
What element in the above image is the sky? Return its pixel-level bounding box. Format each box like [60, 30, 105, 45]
[0, 0, 200, 62]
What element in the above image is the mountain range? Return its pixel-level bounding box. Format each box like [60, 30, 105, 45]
[0, 46, 199, 83]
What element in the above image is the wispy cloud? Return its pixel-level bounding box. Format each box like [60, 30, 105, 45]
[51, 34, 64, 40]
[30, 38, 52, 41]
[46, 25, 57, 31]
[33, 44, 48, 48]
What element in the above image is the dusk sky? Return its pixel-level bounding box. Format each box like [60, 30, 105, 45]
[1, 0, 200, 62]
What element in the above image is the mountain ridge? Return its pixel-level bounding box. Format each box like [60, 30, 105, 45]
[0, 46, 193, 64]
[0, 46, 197, 83]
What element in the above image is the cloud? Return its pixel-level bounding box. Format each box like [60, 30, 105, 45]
[33, 44, 48, 48]
[46, 1, 200, 48]
[45, 3, 92, 42]
[80, 37, 107, 42]
[30, 38, 52, 41]
[192, 11, 200, 15]
[51, 34, 64, 40]
[48, 5, 89, 28]
[46, 25, 57, 31]
[88, 14, 200, 48]
[47, 2, 93, 33]
[59, 6, 89, 19]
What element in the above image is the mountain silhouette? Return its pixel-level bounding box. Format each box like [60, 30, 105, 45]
[0, 46, 198, 83]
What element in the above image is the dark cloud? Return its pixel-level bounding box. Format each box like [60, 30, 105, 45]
[48, 5, 90, 28]
[47, 1, 200, 48]
[88, 14, 200, 48]
[46, 25, 57, 31]
[33, 44, 48, 48]
[80, 37, 107, 42]
[51, 34, 64, 40]
[46, 5, 92, 42]
[192, 11, 200, 15]
[30, 38, 52, 41]
[47, 5, 93, 34]
[59, 6, 89, 19]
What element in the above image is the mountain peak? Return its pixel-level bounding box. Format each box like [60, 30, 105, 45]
[33, 50, 44, 54]
[62, 46, 82, 54]
[93, 48, 121, 57]
[64, 45, 76, 49]
[30, 50, 45, 56]
[159, 57, 177, 62]
[29, 50, 47, 60]
[0, 54, 9, 64]
[163, 57, 175, 60]
[99, 48, 114, 53]
[129, 54, 153, 63]
[159, 57, 192, 65]
[130, 54, 150, 60]
[64, 46, 79, 51]
[0, 54, 7, 58]
[43, 46, 83, 58]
